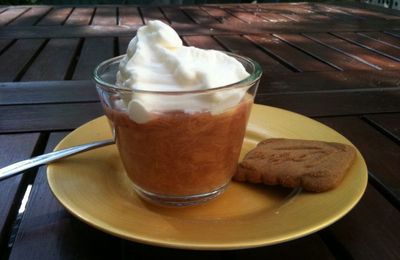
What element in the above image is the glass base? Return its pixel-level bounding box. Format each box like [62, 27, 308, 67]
[133, 183, 228, 207]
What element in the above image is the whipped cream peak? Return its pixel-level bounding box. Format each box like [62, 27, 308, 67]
[116, 20, 250, 123]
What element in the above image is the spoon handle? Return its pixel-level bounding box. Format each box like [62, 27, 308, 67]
[0, 139, 114, 181]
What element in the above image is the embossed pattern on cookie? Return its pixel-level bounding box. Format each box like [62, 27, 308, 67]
[234, 138, 356, 192]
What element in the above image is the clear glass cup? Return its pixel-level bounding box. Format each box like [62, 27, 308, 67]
[94, 53, 262, 206]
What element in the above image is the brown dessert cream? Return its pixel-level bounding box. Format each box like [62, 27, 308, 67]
[95, 20, 261, 204]
[105, 97, 252, 196]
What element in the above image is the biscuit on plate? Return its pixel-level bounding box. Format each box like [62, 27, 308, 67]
[234, 138, 356, 192]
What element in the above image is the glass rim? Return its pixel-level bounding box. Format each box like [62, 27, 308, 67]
[93, 52, 262, 95]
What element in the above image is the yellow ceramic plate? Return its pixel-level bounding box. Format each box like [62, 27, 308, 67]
[47, 104, 368, 250]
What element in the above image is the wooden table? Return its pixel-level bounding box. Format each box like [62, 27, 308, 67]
[0, 2, 399, 259]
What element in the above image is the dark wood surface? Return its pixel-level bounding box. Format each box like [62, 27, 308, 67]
[0, 2, 399, 260]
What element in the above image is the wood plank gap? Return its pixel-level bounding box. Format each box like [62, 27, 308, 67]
[4, 8, 30, 26]
[137, 6, 145, 25]
[302, 33, 383, 70]
[179, 8, 199, 24]
[32, 7, 52, 26]
[0, 39, 16, 56]
[383, 31, 400, 39]
[367, 170, 400, 211]
[64, 38, 84, 80]
[61, 7, 74, 26]
[158, 7, 171, 24]
[244, 35, 302, 73]
[362, 116, 400, 145]
[331, 32, 400, 62]
[272, 34, 344, 71]
[13, 39, 49, 82]
[357, 32, 400, 50]
[116, 6, 119, 26]
[114, 37, 119, 57]
[318, 230, 353, 260]
[88, 7, 96, 25]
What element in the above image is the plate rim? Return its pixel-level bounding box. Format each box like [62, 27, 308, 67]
[47, 104, 368, 250]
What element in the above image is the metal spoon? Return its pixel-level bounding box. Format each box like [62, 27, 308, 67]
[0, 139, 114, 181]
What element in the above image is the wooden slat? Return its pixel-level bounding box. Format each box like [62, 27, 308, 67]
[274, 33, 381, 71]
[140, 7, 168, 24]
[0, 133, 40, 252]
[91, 7, 116, 25]
[183, 35, 224, 50]
[21, 38, 80, 81]
[0, 103, 103, 133]
[8, 132, 122, 260]
[304, 33, 400, 70]
[331, 3, 400, 20]
[182, 6, 219, 24]
[65, 7, 94, 26]
[118, 6, 142, 26]
[0, 81, 98, 105]
[0, 39, 45, 82]
[325, 184, 400, 259]
[118, 36, 130, 55]
[317, 117, 400, 201]
[224, 8, 269, 23]
[364, 113, 400, 140]
[2, 21, 400, 40]
[256, 88, 400, 117]
[201, 6, 243, 24]
[257, 12, 293, 23]
[72, 37, 114, 80]
[259, 70, 400, 93]
[7, 7, 50, 26]
[0, 8, 28, 26]
[0, 39, 13, 53]
[37, 7, 72, 26]
[215, 35, 291, 74]
[358, 32, 400, 48]
[333, 32, 400, 61]
[246, 34, 335, 72]
[161, 6, 193, 24]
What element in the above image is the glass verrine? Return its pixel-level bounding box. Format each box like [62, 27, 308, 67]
[94, 53, 262, 206]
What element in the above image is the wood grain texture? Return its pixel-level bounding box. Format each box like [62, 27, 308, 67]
[215, 35, 291, 74]
[0, 8, 27, 26]
[333, 32, 400, 62]
[140, 6, 168, 24]
[325, 184, 400, 260]
[118, 6, 142, 26]
[246, 34, 334, 72]
[183, 35, 224, 50]
[1, 21, 400, 40]
[259, 70, 400, 93]
[303, 33, 400, 70]
[162, 6, 193, 24]
[91, 7, 116, 25]
[0, 103, 103, 133]
[8, 133, 122, 260]
[0, 134, 40, 253]
[364, 113, 400, 141]
[0, 38, 45, 82]
[72, 37, 114, 80]
[273, 33, 375, 71]
[0, 80, 98, 105]
[65, 7, 94, 26]
[317, 117, 400, 201]
[256, 88, 400, 117]
[21, 38, 80, 81]
[7, 7, 50, 26]
[358, 32, 400, 48]
[36, 7, 72, 26]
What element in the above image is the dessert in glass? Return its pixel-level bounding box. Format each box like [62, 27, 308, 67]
[94, 21, 262, 206]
